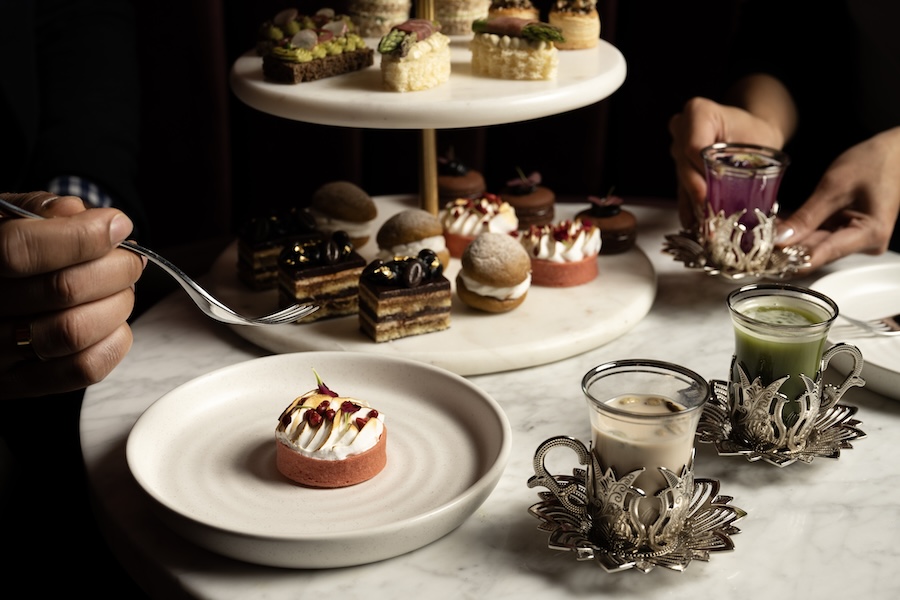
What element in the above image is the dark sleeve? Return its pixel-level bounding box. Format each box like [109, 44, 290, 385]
[30, 0, 144, 226]
[724, 0, 858, 208]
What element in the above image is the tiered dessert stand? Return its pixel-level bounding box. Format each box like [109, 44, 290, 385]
[229, 1, 627, 215]
[225, 3, 640, 376]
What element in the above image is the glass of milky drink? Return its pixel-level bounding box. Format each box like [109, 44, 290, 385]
[528, 360, 710, 553]
[582, 360, 710, 502]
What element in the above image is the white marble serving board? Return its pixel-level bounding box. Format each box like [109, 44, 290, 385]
[206, 195, 656, 376]
[229, 37, 627, 128]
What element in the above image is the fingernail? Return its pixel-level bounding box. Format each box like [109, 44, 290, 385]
[774, 226, 795, 245]
[40, 195, 62, 209]
[109, 214, 134, 244]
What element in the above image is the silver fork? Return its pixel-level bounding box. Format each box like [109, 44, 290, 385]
[839, 312, 900, 337]
[0, 198, 317, 326]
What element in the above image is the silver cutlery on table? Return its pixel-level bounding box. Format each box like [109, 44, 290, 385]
[839, 312, 900, 336]
[0, 198, 317, 326]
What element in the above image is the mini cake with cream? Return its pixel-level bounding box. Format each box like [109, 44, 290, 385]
[378, 19, 451, 92]
[499, 169, 555, 228]
[359, 249, 451, 342]
[309, 181, 378, 248]
[456, 232, 531, 313]
[515, 219, 601, 286]
[277, 231, 367, 321]
[377, 208, 451, 268]
[276, 371, 387, 488]
[469, 17, 564, 80]
[439, 193, 519, 258]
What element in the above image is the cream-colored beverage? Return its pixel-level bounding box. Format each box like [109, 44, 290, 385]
[590, 394, 695, 496]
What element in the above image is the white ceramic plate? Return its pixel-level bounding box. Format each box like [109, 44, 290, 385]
[229, 39, 626, 129]
[811, 262, 900, 399]
[207, 196, 657, 376]
[126, 352, 511, 568]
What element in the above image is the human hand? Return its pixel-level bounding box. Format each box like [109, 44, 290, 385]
[668, 96, 786, 229]
[775, 127, 900, 273]
[0, 191, 146, 399]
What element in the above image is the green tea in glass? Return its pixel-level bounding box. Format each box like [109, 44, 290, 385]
[727, 284, 838, 425]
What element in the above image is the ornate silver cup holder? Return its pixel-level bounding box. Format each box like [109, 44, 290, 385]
[527, 440, 746, 573]
[663, 208, 810, 281]
[697, 345, 867, 467]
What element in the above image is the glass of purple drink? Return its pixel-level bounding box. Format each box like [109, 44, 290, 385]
[702, 142, 789, 231]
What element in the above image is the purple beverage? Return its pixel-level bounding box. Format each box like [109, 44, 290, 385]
[702, 143, 789, 244]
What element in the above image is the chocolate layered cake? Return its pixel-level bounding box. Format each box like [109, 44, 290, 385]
[277, 231, 366, 322]
[359, 249, 451, 342]
[276, 370, 387, 488]
[237, 207, 320, 290]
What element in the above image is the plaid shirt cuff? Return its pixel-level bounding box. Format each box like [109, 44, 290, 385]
[47, 175, 115, 208]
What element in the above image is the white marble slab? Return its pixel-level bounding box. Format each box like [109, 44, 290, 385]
[81, 202, 900, 599]
[229, 37, 627, 129]
[208, 196, 657, 376]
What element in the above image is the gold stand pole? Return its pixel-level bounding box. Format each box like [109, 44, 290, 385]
[416, 0, 439, 215]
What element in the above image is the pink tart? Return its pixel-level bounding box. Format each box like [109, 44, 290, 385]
[275, 371, 387, 488]
[515, 219, 601, 287]
[439, 193, 519, 258]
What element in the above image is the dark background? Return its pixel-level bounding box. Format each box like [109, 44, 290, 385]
[134, 0, 744, 255]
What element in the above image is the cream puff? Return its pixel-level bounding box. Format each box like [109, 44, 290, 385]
[376, 208, 451, 268]
[456, 232, 531, 312]
[309, 181, 378, 248]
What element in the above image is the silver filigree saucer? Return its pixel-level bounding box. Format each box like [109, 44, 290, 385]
[697, 376, 866, 467]
[527, 471, 746, 573]
[663, 208, 810, 280]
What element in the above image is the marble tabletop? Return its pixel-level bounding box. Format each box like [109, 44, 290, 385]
[81, 201, 900, 599]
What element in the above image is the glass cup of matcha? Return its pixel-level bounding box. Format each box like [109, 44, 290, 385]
[728, 283, 841, 433]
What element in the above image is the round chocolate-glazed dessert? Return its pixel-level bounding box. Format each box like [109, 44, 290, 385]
[575, 193, 637, 254]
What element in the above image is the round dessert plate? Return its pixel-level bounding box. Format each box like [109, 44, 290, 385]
[208, 196, 657, 376]
[229, 38, 626, 129]
[126, 351, 511, 568]
[811, 262, 900, 400]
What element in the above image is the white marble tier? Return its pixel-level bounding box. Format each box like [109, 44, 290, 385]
[81, 200, 900, 599]
[229, 37, 627, 128]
